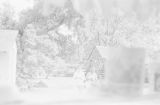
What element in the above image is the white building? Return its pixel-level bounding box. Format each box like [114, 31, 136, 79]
[0, 30, 20, 103]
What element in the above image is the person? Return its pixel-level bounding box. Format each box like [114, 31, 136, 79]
[73, 67, 86, 90]
[85, 69, 98, 88]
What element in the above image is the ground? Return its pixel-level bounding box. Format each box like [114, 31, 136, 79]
[6, 77, 160, 105]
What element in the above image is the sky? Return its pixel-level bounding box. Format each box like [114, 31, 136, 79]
[0, 0, 151, 21]
[0, 0, 129, 18]
[0, 0, 34, 11]
[0, 0, 34, 20]
[0, 0, 107, 17]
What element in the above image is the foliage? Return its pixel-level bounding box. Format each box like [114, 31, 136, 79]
[16, 0, 123, 87]
[4, 0, 160, 89]
[16, 0, 81, 89]
[0, 2, 17, 29]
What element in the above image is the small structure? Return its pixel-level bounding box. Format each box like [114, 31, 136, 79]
[0, 30, 20, 103]
[149, 61, 160, 92]
[96, 46, 145, 96]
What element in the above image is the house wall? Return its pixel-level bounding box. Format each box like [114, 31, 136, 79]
[97, 46, 146, 95]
